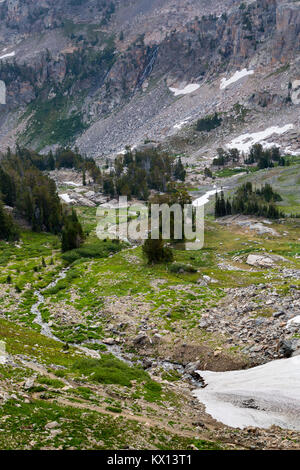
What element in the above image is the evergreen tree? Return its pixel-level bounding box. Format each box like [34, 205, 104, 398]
[204, 167, 213, 178]
[216, 182, 284, 219]
[226, 199, 232, 215]
[219, 191, 226, 216]
[0, 201, 19, 241]
[174, 158, 186, 182]
[61, 209, 84, 252]
[142, 237, 173, 264]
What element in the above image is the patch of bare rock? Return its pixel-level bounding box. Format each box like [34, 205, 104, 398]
[217, 215, 280, 236]
[199, 284, 300, 364]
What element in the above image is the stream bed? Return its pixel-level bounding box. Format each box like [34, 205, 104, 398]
[31, 269, 69, 341]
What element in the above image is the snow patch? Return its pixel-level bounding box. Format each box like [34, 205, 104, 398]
[60, 193, 75, 204]
[169, 84, 200, 96]
[63, 181, 81, 187]
[220, 69, 254, 90]
[227, 124, 294, 153]
[192, 187, 221, 207]
[0, 51, 15, 60]
[287, 316, 300, 328]
[173, 116, 191, 130]
[284, 146, 300, 156]
[193, 356, 300, 430]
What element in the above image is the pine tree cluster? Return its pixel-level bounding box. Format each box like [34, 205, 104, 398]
[215, 183, 284, 219]
[103, 148, 186, 200]
[0, 147, 84, 249]
[213, 143, 287, 169]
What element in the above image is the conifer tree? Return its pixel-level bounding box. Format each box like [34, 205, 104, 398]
[0, 201, 19, 241]
[142, 237, 173, 264]
[61, 209, 84, 253]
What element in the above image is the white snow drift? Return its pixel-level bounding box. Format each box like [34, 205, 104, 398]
[63, 181, 81, 187]
[287, 316, 300, 328]
[169, 83, 200, 96]
[0, 51, 15, 60]
[60, 194, 75, 204]
[173, 116, 191, 130]
[220, 69, 254, 90]
[193, 356, 300, 430]
[227, 124, 294, 153]
[192, 188, 221, 207]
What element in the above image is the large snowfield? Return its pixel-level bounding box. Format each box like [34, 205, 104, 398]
[193, 356, 300, 430]
[227, 124, 294, 153]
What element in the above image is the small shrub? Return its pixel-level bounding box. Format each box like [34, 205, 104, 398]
[62, 240, 123, 264]
[143, 381, 162, 402]
[38, 377, 65, 388]
[196, 113, 222, 132]
[169, 263, 197, 274]
[143, 238, 173, 264]
[72, 355, 149, 387]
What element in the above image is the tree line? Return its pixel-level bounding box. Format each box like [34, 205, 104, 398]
[103, 147, 186, 200]
[0, 147, 84, 250]
[215, 182, 285, 219]
[213, 143, 288, 169]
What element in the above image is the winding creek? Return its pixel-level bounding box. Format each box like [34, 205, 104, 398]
[31, 269, 69, 341]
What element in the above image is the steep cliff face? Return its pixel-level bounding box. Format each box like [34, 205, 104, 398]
[0, 0, 299, 157]
[274, 1, 300, 61]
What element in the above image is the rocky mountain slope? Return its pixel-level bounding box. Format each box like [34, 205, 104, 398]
[0, 0, 299, 159]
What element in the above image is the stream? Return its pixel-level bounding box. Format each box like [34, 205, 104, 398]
[31, 269, 69, 341]
[30, 268, 191, 374]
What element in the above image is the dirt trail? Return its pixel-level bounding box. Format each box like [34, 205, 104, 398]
[46, 396, 202, 440]
[17, 357, 204, 441]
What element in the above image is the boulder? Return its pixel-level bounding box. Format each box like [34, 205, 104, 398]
[133, 333, 150, 346]
[23, 376, 36, 390]
[278, 339, 294, 358]
[185, 361, 201, 374]
[45, 421, 60, 430]
[152, 333, 162, 345]
[246, 254, 275, 268]
[103, 338, 115, 345]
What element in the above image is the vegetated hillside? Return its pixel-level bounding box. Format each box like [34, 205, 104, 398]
[0, 0, 299, 158]
[0, 160, 300, 448]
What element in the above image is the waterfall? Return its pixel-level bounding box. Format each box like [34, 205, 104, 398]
[134, 45, 159, 92]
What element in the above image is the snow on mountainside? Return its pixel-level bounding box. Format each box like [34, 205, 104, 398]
[0, 0, 299, 160]
[220, 69, 254, 90]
